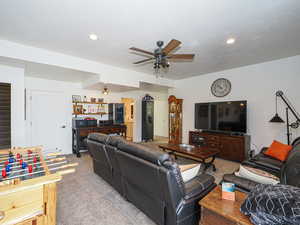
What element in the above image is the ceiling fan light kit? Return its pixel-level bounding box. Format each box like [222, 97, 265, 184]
[102, 87, 109, 95]
[130, 39, 195, 76]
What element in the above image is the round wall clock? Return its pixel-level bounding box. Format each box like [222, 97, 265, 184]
[211, 78, 232, 97]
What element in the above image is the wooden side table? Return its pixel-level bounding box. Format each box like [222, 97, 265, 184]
[199, 186, 253, 225]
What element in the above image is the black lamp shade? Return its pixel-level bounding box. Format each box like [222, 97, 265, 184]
[269, 113, 284, 123]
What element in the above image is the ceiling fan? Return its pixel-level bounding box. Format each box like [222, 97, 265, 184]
[129, 39, 195, 73]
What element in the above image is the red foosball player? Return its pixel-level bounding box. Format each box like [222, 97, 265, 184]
[16, 153, 21, 159]
[27, 150, 33, 155]
[33, 156, 37, 163]
[28, 165, 33, 175]
[19, 159, 23, 166]
[2, 168, 7, 178]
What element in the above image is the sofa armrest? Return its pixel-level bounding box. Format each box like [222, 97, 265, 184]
[223, 174, 259, 193]
[259, 147, 268, 154]
[184, 174, 215, 200]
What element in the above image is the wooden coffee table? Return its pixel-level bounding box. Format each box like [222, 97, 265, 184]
[199, 186, 252, 225]
[159, 143, 220, 171]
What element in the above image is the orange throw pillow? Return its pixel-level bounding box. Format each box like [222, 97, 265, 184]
[264, 140, 292, 161]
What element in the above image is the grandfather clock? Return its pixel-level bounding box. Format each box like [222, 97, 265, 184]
[168, 95, 183, 144]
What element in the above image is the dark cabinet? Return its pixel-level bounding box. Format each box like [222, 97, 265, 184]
[108, 103, 125, 124]
[189, 131, 250, 162]
[219, 136, 245, 161]
[142, 95, 154, 141]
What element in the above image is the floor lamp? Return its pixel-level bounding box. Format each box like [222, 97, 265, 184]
[269, 91, 300, 145]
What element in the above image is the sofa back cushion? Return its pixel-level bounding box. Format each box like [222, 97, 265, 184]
[105, 136, 127, 194]
[116, 149, 167, 225]
[87, 134, 113, 185]
[88, 132, 110, 144]
[106, 135, 125, 147]
[118, 141, 170, 166]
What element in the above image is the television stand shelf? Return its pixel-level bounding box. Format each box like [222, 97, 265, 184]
[189, 131, 250, 162]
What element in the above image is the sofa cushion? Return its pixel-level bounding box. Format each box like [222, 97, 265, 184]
[88, 133, 110, 144]
[249, 153, 283, 172]
[184, 174, 215, 200]
[118, 141, 170, 166]
[223, 174, 259, 192]
[106, 135, 126, 147]
[264, 140, 292, 161]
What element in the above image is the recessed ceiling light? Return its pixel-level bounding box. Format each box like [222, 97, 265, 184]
[89, 34, 98, 41]
[226, 38, 235, 45]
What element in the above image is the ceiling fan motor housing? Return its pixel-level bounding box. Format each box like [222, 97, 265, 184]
[156, 40, 164, 47]
[130, 39, 194, 71]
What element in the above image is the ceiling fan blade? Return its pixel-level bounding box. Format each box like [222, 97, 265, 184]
[168, 54, 195, 59]
[133, 58, 155, 64]
[163, 39, 181, 55]
[129, 47, 154, 56]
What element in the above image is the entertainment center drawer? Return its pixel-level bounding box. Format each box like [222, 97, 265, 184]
[205, 136, 219, 142]
[206, 142, 219, 149]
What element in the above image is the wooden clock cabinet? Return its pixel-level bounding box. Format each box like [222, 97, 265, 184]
[168, 95, 183, 144]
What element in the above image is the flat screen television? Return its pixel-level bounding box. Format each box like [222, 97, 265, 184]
[195, 100, 247, 133]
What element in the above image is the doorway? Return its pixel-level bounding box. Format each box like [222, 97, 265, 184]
[29, 90, 69, 154]
[121, 98, 135, 141]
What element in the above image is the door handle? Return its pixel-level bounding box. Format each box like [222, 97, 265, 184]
[61, 125, 66, 128]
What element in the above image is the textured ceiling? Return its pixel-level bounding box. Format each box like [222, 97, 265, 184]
[0, 0, 300, 79]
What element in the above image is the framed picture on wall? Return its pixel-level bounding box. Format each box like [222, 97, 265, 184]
[73, 105, 83, 114]
[72, 95, 81, 103]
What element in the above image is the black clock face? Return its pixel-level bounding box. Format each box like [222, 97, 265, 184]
[211, 78, 231, 97]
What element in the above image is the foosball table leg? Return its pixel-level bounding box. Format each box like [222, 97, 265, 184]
[43, 183, 57, 225]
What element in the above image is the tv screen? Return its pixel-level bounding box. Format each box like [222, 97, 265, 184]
[195, 101, 247, 133]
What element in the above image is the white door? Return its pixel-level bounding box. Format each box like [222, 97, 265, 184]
[30, 91, 69, 154]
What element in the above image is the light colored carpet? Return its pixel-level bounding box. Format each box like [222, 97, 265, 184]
[57, 146, 239, 225]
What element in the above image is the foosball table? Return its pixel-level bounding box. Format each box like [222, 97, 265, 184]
[0, 146, 77, 225]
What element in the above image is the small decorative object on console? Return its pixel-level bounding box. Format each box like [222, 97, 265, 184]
[90, 97, 96, 103]
[222, 182, 236, 201]
[72, 95, 81, 102]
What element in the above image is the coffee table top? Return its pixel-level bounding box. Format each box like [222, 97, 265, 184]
[199, 186, 252, 225]
[159, 143, 220, 160]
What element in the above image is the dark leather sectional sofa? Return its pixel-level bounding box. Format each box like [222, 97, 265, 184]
[87, 133, 216, 225]
[223, 139, 300, 192]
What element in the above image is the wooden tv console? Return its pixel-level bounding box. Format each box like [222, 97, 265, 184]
[189, 131, 250, 162]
